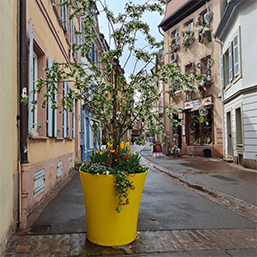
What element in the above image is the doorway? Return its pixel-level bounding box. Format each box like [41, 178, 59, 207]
[226, 111, 233, 157]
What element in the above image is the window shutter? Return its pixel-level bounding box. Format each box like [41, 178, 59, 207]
[72, 99, 75, 138]
[96, 50, 99, 68]
[54, 84, 57, 138]
[233, 34, 239, 76]
[228, 42, 233, 82]
[77, 35, 80, 63]
[63, 81, 67, 138]
[220, 54, 225, 88]
[28, 19, 34, 135]
[88, 44, 92, 61]
[47, 56, 53, 137]
[70, 10, 74, 44]
[67, 85, 70, 138]
[61, 0, 67, 32]
[93, 44, 97, 63]
[80, 21, 85, 44]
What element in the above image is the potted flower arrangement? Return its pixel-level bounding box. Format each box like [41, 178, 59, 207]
[79, 140, 148, 246]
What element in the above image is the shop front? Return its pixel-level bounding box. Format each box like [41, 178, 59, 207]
[182, 96, 215, 157]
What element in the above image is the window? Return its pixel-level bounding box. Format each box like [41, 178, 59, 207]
[235, 105, 243, 148]
[222, 29, 241, 88]
[200, 56, 212, 82]
[186, 20, 194, 31]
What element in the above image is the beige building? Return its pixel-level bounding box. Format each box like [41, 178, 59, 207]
[0, 1, 18, 253]
[159, 0, 226, 158]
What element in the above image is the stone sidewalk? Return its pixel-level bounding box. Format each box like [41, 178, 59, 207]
[3, 228, 257, 256]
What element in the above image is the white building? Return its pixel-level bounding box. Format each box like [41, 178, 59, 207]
[214, 0, 257, 169]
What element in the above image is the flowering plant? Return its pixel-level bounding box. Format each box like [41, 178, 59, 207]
[80, 141, 148, 213]
[169, 145, 180, 156]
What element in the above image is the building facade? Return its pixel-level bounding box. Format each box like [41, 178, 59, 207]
[0, 1, 18, 253]
[159, 0, 226, 158]
[13, 0, 81, 232]
[214, 0, 257, 169]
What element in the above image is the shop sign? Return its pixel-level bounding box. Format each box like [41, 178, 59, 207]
[184, 96, 212, 110]
[178, 108, 183, 120]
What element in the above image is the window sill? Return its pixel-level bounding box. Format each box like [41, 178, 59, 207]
[55, 137, 64, 141]
[29, 135, 48, 142]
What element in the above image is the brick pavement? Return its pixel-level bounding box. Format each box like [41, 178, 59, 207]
[2, 228, 257, 256]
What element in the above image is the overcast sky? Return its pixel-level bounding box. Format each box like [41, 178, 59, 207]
[97, 0, 166, 79]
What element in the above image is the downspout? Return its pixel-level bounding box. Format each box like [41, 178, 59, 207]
[214, 37, 225, 157]
[17, 0, 21, 230]
[19, 0, 29, 230]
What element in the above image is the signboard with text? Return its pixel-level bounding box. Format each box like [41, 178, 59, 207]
[184, 96, 212, 110]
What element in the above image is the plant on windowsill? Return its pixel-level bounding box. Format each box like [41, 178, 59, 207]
[182, 30, 194, 51]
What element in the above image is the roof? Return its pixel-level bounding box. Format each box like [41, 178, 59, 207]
[214, 0, 250, 41]
[158, 0, 210, 32]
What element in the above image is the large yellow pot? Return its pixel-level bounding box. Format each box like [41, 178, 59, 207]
[79, 170, 147, 246]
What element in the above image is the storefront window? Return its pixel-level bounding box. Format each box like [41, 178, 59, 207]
[188, 109, 212, 145]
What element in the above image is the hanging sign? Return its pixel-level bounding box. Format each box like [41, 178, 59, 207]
[178, 108, 183, 120]
[182, 124, 186, 136]
[184, 96, 212, 110]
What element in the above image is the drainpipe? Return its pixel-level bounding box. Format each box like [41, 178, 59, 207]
[214, 37, 225, 158]
[19, 0, 29, 230]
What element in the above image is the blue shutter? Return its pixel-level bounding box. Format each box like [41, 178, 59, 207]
[28, 19, 34, 135]
[88, 44, 92, 61]
[73, 99, 75, 138]
[63, 81, 67, 138]
[80, 20, 85, 44]
[228, 42, 233, 82]
[47, 56, 53, 137]
[54, 85, 57, 138]
[93, 44, 96, 63]
[70, 9, 74, 44]
[61, 0, 67, 31]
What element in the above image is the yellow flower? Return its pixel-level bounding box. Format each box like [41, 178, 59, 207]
[110, 149, 115, 153]
[120, 143, 125, 149]
[104, 149, 108, 153]
[100, 151, 103, 155]
[100, 140, 102, 145]
[128, 147, 132, 152]
[107, 142, 112, 148]
[95, 150, 98, 154]
[125, 141, 130, 147]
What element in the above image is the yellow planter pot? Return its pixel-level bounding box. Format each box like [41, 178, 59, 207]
[79, 170, 147, 246]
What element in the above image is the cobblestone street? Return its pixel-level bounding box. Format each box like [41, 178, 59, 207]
[3, 229, 257, 256]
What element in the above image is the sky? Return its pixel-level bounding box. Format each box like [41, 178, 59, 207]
[97, 0, 166, 79]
